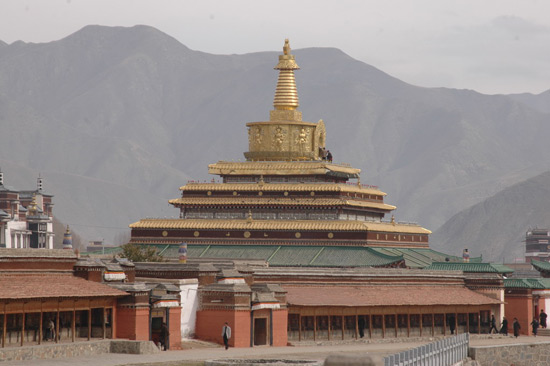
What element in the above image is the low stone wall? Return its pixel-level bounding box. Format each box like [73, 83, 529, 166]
[470, 341, 550, 366]
[0, 340, 159, 362]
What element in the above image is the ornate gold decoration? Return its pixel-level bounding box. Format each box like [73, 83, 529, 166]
[247, 210, 253, 223]
[233, 191, 238, 196]
[130, 218, 432, 234]
[328, 233, 334, 239]
[207, 191, 212, 196]
[258, 191, 263, 196]
[27, 193, 38, 216]
[162, 231, 168, 237]
[244, 231, 251, 238]
[193, 231, 200, 237]
[295, 232, 301, 238]
[310, 192, 315, 196]
[170, 196, 395, 211]
[244, 40, 329, 161]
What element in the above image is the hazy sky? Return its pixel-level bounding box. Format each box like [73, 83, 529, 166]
[1, 0, 549, 95]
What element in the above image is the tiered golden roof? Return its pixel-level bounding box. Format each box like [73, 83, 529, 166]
[169, 197, 396, 211]
[208, 161, 359, 178]
[179, 182, 386, 196]
[130, 218, 431, 234]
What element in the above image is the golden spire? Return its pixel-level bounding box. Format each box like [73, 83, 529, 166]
[273, 39, 300, 111]
[27, 193, 38, 216]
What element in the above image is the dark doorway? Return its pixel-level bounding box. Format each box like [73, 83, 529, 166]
[254, 318, 267, 346]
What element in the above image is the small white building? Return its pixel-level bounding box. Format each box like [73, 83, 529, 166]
[0, 171, 54, 249]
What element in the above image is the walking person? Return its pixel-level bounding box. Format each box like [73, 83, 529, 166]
[358, 317, 365, 338]
[500, 317, 508, 335]
[531, 317, 539, 336]
[540, 309, 547, 329]
[159, 322, 168, 351]
[489, 314, 498, 334]
[221, 322, 231, 350]
[513, 318, 521, 338]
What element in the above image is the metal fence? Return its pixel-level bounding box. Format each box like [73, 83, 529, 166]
[384, 333, 469, 366]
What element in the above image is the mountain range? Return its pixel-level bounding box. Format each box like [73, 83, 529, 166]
[1, 25, 549, 259]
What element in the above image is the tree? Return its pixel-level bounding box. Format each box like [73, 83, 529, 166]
[119, 243, 164, 262]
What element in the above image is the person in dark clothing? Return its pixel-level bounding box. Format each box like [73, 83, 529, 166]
[500, 317, 508, 335]
[326, 150, 333, 163]
[449, 315, 456, 335]
[221, 322, 231, 350]
[160, 322, 168, 351]
[358, 317, 365, 338]
[513, 318, 521, 338]
[489, 314, 498, 334]
[531, 317, 539, 336]
[540, 309, 547, 329]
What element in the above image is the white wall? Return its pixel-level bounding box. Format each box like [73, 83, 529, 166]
[6, 221, 27, 248]
[178, 279, 199, 339]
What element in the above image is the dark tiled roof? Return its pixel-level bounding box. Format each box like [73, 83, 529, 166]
[424, 262, 514, 274]
[0, 274, 127, 299]
[284, 285, 502, 307]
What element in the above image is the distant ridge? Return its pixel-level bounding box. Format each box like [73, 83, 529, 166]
[432, 171, 550, 261]
[1, 25, 549, 252]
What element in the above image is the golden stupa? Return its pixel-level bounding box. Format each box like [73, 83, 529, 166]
[129, 40, 431, 256]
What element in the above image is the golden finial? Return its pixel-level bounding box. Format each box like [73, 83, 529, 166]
[283, 39, 290, 55]
[391, 215, 396, 226]
[247, 210, 253, 223]
[27, 193, 38, 216]
[273, 39, 300, 112]
[259, 175, 265, 186]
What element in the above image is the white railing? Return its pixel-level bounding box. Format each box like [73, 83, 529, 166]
[384, 333, 469, 366]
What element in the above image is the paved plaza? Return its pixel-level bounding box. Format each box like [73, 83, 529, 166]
[2, 335, 550, 366]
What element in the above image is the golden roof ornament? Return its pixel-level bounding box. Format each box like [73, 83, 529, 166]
[27, 193, 38, 216]
[244, 39, 326, 162]
[273, 39, 300, 112]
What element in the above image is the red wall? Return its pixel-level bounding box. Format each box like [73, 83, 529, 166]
[168, 307, 182, 350]
[116, 307, 150, 340]
[196, 310, 251, 348]
[272, 309, 288, 346]
[506, 294, 533, 336]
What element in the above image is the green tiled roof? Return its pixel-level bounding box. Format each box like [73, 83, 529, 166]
[423, 262, 514, 273]
[504, 278, 550, 289]
[83, 246, 122, 255]
[370, 247, 482, 268]
[531, 260, 550, 273]
[129, 243, 403, 268]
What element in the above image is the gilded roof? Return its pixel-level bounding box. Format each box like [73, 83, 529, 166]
[129, 218, 431, 234]
[208, 161, 360, 176]
[169, 197, 395, 211]
[179, 182, 385, 196]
